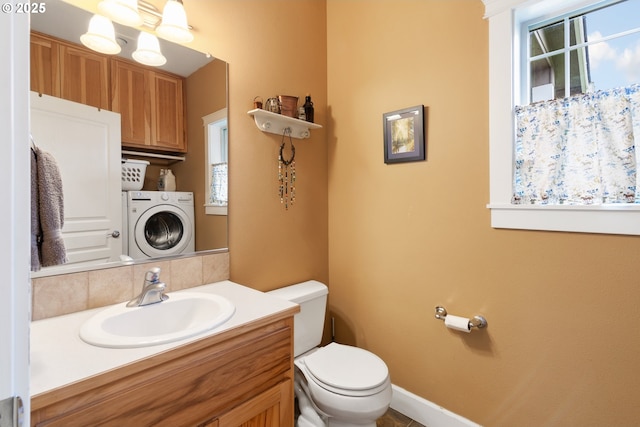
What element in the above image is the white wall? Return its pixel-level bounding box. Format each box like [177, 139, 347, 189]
[0, 3, 31, 422]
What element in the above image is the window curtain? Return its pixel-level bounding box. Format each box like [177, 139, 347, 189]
[210, 162, 228, 205]
[513, 84, 640, 205]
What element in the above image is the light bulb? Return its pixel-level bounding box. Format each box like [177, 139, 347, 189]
[98, 0, 143, 27]
[156, 0, 193, 43]
[80, 14, 121, 55]
[132, 32, 167, 66]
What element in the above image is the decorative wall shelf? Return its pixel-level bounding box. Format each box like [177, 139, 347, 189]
[248, 108, 322, 139]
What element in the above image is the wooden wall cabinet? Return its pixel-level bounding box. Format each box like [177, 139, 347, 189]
[109, 59, 149, 147]
[30, 32, 187, 154]
[31, 317, 295, 427]
[30, 32, 110, 111]
[111, 58, 187, 153]
[30, 33, 58, 98]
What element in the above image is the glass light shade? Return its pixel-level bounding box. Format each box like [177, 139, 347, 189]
[98, 0, 143, 27]
[156, 0, 194, 43]
[80, 14, 122, 55]
[132, 32, 167, 66]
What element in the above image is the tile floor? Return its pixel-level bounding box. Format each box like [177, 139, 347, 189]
[377, 408, 426, 427]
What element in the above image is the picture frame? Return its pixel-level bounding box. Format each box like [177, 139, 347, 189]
[383, 105, 426, 164]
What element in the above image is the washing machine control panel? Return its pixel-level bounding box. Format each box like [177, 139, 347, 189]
[129, 191, 193, 203]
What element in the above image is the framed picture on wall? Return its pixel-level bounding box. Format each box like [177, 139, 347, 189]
[383, 105, 426, 164]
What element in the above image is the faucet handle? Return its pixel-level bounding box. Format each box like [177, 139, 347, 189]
[144, 267, 161, 284]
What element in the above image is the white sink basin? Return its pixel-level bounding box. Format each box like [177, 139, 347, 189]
[79, 292, 235, 348]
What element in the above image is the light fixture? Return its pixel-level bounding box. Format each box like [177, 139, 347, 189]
[156, 0, 194, 43]
[98, 0, 143, 27]
[80, 14, 122, 55]
[81, 1, 194, 67]
[132, 32, 167, 66]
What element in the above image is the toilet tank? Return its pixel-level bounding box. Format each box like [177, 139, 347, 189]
[267, 280, 328, 357]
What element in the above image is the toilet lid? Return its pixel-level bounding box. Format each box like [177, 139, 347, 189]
[304, 343, 389, 392]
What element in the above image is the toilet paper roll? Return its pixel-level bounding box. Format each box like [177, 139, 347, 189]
[444, 315, 471, 333]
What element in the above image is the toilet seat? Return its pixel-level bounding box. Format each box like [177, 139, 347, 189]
[302, 342, 389, 397]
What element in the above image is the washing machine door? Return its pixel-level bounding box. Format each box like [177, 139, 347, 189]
[133, 204, 193, 258]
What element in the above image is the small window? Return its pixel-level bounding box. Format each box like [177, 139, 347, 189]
[203, 109, 228, 216]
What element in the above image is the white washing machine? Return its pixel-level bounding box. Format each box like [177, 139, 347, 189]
[122, 191, 129, 257]
[126, 191, 195, 259]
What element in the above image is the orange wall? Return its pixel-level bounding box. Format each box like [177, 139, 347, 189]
[177, 59, 228, 251]
[327, 1, 640, 426]
[67, 0, 328, 282]
[71, 0, 640, 425]
[164, 0, 328, 289]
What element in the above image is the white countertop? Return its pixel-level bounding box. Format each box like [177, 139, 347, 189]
[30, 281, 298, 397]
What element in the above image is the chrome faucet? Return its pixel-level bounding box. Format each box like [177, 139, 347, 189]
[126, 267, 169, 307]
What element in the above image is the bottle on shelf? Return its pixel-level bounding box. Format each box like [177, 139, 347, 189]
[158, 169, 166, 191]
[164, 169, 176, 191]
[303, 94, 314, 123]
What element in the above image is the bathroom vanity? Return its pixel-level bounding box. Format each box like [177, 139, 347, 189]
[30, 281, 299, 427]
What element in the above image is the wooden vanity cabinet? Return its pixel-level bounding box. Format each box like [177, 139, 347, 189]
[30, 317, 295, 427]
[111, 58, 187, 153]
[30, 32, 110, 110]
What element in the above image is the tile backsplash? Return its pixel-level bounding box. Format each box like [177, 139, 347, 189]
[31, 251, 230, 321]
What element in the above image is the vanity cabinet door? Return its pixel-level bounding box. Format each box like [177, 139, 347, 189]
[215, 379, 293, 427]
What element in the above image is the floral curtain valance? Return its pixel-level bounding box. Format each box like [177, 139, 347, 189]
[513, 84, 640, 205]
[210, 162, 228, 206]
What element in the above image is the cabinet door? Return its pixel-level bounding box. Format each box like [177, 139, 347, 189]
[30, 33, 59, 97]
[59, 44, 110, 110]
[217, 379, 294, 427]
[111, 58, 150, 147]
[150, 71, 187, 152]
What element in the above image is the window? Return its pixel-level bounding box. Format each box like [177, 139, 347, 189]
[526, 0, 640, 103]
[203, 109, 228, 216]
[484, 0, 640, 235]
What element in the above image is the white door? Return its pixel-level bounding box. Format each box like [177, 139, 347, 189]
[30, 93, 122, 269]
[1, 5, 30, 425]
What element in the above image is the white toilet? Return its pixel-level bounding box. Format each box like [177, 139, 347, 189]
[267, 281, 392, 427]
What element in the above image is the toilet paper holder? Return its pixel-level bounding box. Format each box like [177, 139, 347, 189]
[434, 306, 487, 329]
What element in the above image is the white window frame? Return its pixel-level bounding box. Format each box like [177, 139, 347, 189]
[202, 108, 228, 216]
[484, 0, 640, 235]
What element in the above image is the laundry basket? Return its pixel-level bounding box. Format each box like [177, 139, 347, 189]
[121, 159, 149, 191]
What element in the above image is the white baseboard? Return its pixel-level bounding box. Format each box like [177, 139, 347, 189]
[390, 384, 482, 427]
